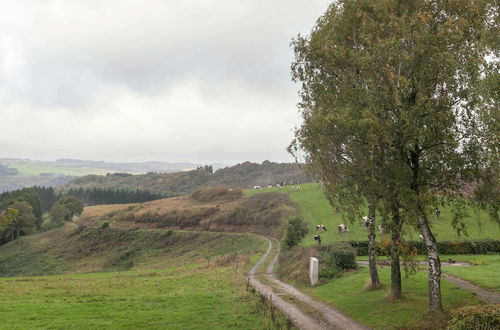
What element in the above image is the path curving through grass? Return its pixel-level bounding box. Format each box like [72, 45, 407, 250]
[248, 237, 368, 330]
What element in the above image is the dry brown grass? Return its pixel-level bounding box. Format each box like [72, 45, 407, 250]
[82, 203, 138, 217]
[82, 187, 298, 239]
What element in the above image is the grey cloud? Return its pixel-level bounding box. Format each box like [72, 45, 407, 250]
[0, 0, 330, 163]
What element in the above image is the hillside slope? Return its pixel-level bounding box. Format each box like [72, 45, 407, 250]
[80, 187, 298, 239]
[59, 161, 315, 195]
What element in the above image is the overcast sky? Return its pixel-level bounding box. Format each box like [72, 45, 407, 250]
[0, 0, 330, 164]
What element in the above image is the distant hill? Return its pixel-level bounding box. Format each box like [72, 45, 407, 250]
[0, 175, 74, 193]
[59, 161, 315, 195]
[0, 158, 227, 193]
[0, 158, 226, 176]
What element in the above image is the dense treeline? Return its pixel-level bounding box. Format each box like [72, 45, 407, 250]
[60, 161, 316, 195]
[61, 187, 167, 205]
[0, 186, 57, 224]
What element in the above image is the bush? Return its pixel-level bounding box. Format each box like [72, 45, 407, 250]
[283, 216, 309, 249]
[40, 217, 63, 232]
[448, 304, 500, 330]
[348, 239, 500, 255]
[322, 242, 357, 271]
[319, 266, 341, 279]
[100, 221, 109, 230]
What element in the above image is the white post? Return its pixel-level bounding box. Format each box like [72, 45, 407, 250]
[309, 257, 319, 286]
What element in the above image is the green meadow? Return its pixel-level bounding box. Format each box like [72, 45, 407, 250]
[0, 225, 270, 329]
[247, 183, 500, 247]
[0, 264, 266, 329]
[298, 266, 481, 329]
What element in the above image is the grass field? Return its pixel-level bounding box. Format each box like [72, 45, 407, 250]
[298, 266, 482, 329]
[246, 183, 500, 247]
[0, 223, 271, 329]
[11, 163, 113, 176]
[0, 262, 267, 329]
[441, 255, 500, 291]
[356, 254, 500, 292]
[0, 224, 268, 276]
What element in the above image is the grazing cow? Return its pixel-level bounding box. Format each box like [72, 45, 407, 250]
[314, 234, 322, 245]
[435, 208, 441, 218]
[338, 224, 349, 233]
[419, 234, 424, 240]
[276, 183, 282, 189]
[361, 216, 370, 227]
[253, 186, 261, 190]
[378, 225, 384, 234]
[335, 206, 340, 213]
[316, 224, 327, 232]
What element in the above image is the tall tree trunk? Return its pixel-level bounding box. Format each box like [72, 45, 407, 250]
[367, 204, 381, 289]
[390, 206, 402, 299]
[417, 205, 443, 312]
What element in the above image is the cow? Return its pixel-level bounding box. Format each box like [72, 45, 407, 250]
[314, 234, 322, 245]
[419, 234, 424, 240]
[361, 216, 370, 227]
[378, 225, 384, 234]
[316, 224, 327, 232]
[338, 224, 349, 233]
[435, 208, 441, 218]
[253, 186, 261, 189]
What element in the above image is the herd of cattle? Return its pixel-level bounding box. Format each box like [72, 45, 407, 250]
[312, 211, 433, 244]
[252, 183, 438, 244]
[253, 181, 301, 190]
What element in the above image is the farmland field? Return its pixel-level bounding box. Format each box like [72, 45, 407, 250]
[247, 183, 500, 246]
[0, 223, 270, 329]
[10, 163, 113, 176]
[0, 263, 266, 329]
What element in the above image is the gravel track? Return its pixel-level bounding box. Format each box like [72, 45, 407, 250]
[248, 237, 368, 330]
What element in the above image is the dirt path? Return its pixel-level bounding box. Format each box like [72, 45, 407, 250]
[357, 261, 500, 304]
[249, 237, 368, 330]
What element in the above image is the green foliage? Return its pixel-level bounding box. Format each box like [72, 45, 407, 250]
[319, 266, 341, 279]
[448, 304, 500, 330]
[49, 196, 84, 223]
[40, 217, 63, 232]
[321, 242, 357, 271]
[62, 187, 165, 205]
[284, 216, 309, 249]
[349, 240, 500, 255]
[100, 221, 109, 230]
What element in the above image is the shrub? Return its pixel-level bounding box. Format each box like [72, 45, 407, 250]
[348, 240, 500, 255]
[319, 266, 341, 279]
[283, 216, 309, 249]
[448, 304, 500, 330]
[40, 217, 63, 231]
[322, 242, 357, 271]
[100, 221, 109, 230]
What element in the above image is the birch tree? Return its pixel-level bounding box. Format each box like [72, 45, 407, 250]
[291, 0, 498, 311]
